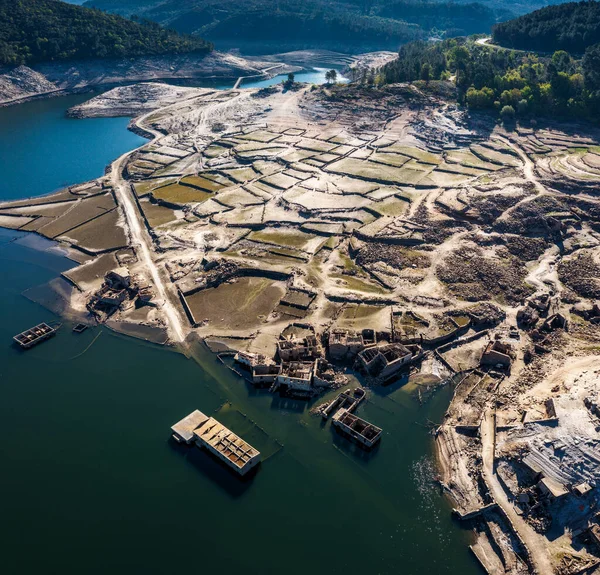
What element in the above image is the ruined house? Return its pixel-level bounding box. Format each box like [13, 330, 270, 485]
[276, 361, 314, 393]
[480, 340, 513, 369]
[252, 363, 282, 386]
[95, 286, 127, 307]
[357, 343, 416, 381]
[574, 482, 593, 497]
[537, 477, 568, 500]
[132, 274, 155, 304]
[235, 351, 268, 368]
[105, 267, 131, 290]
[328, 330, 365, 360]
[277, 334, 321, 362]
[589, 524, 600, 548]
[89, 268, 156, 319]
[332, 408, 382, 449]
[541, 313, 567, 332]
[234, 352, 281, 386]
[313, 358, 338, 388]
[517, 305, 539, 328]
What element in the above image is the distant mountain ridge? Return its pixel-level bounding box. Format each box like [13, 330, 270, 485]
[82, 0, 514, 53]
[0, 0, 212, 66]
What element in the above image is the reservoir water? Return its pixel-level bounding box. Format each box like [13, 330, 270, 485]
[0, 91, 480, 574]
[0, 94, 147, 201]
[241, 67, 349, 89]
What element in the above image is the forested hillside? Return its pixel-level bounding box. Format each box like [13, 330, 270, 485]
[191, 10, 421, 53]
[375, 1, 501, 37]
[0, 0, 212, 66]
[83, 0, 511, 53]
[492, 1, 600, 53]
[381, 36, 600, 121]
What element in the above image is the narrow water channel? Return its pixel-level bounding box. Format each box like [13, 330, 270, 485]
[0, 87, 480, 575]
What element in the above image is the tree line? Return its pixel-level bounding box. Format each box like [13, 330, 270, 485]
[491, 0, 600, 54]
[0, 0, 212, 67]
[381, 36, 600, 121]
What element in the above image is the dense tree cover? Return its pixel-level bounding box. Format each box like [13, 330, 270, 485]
[0, 0, 212, 66]
[196, 10, 421, 52]
[381, 37, 600, 121]
[84, 0, 511, 53]
[375, 1, 503, 37]
[492, 1, 600, 53]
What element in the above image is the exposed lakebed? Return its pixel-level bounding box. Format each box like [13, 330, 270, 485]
[0, 80, 478, 575]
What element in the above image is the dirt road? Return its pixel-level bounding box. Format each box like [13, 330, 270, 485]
[110, 155, 187, 344]
[108, 90, 253, 345]
[495, 135, 546, 194]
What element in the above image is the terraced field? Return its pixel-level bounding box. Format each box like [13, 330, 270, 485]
[3, 82, 600, 391]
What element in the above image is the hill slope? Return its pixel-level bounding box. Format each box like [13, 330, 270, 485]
[83, 0, 510, 53]
[381, 2, 600, 121]
[0, 0, 212, 66]
[492, 0, 600, 53]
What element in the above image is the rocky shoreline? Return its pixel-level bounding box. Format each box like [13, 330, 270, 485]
[0, 51, 274, 108]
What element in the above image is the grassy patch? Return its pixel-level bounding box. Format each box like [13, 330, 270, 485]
[133, 179, 176, 197]
[140, 199, 178, 227]
[327, 158, 428, 186]
[373, 198, 409, 216]
[238, 130, 280, 143]
[339, 304, 385, 320]
[63, 209, 128, 252]
[152, 183, 213, 204]
[331, 273, 387, 294]
[179, 175, 225, 192]
[370, 152, 411, 168]
[383, 145, 441, 165]
[248, 228, 317, 250]
[297, 138, 338, 153]
[261, 172, 299, 190]
[204, 145, 229, 158]
[185, 277, 284, 330]
[224, 167, 259, 183]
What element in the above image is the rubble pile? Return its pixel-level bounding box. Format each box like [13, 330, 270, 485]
[355, 242, 430, 271]
[558, 253, 600, 299]
[494, 195, 567, 236]
[437, 245, 534, 304]
[461, 302, 506, 327]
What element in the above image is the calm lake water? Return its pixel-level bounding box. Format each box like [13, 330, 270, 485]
[0, 94, 147, 200]
[241, 67, 349, 89]
[0, 91, 480, 575]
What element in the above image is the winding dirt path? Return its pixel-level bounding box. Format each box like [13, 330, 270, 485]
[495, 135, 546, 194]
